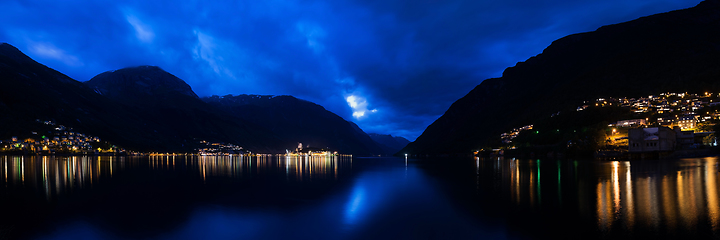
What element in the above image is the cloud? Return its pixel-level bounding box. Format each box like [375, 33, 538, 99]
[192, 30, 235, 79]
[346, 94, 376, 119]
[125, 14, 155, 43]
[296, 21, 327, 54]
[27, 42, 83, 67]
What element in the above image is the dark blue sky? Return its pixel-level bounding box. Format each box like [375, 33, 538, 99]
[0, 0, 702, 140]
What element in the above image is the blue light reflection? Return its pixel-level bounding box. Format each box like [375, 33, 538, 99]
[30, 157, 498, 240]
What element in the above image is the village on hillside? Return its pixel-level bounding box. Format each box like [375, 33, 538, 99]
[0, 120, 123, 155]
[498, 92, 720, 158]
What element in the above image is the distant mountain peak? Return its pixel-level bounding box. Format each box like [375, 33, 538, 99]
[368, 133, 410, 155]
[0, 42, 16, 49]
[0, 42, 15, 50]
[124, 65, 162, 71]
[86, 66, 199, 99]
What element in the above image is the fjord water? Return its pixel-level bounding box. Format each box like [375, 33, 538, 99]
[0, 156, 719, 239]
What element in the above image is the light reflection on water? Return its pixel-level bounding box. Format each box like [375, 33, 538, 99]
[0, 155, 352, 201]
[150, 155, 352, 181]
[0, 156, 122, 200]
[1, 156, 495, 240]
[477, 156, 720, 238]
[8, 155, 720, 239]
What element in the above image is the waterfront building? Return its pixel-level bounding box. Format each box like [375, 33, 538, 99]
[628, 127, 676, 153]
[674, 126, 695, 149]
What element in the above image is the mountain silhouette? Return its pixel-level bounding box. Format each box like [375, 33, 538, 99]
[204, 94, 387, 155]
[402, 0, 720, 155]
[0, 44, 392, 155]
[85, 66, 282, 152]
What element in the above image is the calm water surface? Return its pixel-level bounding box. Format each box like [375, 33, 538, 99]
[0, 155, 719, 239]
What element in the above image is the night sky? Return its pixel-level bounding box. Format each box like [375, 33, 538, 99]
[0, 0, 701, 140]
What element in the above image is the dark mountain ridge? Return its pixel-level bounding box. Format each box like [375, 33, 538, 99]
[87, 66, 198, 99]
[85, 66, 282, 153]
[368, 133, 411, 154]
[0, 44, 388, 155]
[203, 94, 388, 155]
[0, 43, 171, 151]
[402, 0, 720, 155]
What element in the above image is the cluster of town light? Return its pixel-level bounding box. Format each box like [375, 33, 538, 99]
[0, 120, 119, 154]
[495, 92, 720, 151]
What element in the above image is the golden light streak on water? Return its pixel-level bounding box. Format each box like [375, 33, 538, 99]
[648, 176, 660, 230]
[597, 180, 612, 230]
[470, 156, 720, 236]
[635, 177, 649, 229]
[705, 157, 720, 232]
[55, 159, 61, 195]
[677, 170, 691, 229]
[92, 157, 97, 186]
[21, 156, 25, 185]
[623, 161, 635, 230]
[687, 164, 702, 231]
[0, 155, 349, 201]
[71, 157, 76, 189]
[529, 161, 536, 207]
[43, 156, 49, 200]
[612, 161, 621, 214]
[510, 160, 521, 204]
[661, 175, 677, 233]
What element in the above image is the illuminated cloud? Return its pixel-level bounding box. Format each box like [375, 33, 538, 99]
[125, 14, 155, 43]
[346, 94, 376, 119]
[28, 42, 83, 67]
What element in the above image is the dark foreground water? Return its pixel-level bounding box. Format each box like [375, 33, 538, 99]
[0, 155, 719, 239]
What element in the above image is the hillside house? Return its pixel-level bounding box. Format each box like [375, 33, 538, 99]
[616, 119, 646, 128]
